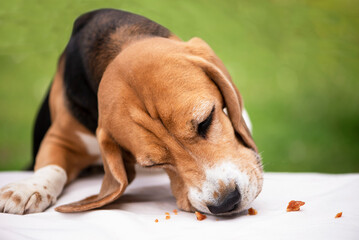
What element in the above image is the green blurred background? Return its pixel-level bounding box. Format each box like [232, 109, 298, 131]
[0, 0, 358, 172]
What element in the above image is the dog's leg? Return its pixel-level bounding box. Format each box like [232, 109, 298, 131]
[0, 124, 99, 214]
[0, 56, 100, 214]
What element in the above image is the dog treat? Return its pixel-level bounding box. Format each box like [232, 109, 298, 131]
[335, 212, 343, 218]
[286, 200, 305, 212]
[173, 209, 178, 215]
[155, 219, 159, 223]
[165, 215, 171, 220]
[248, 207, 258, 215]
[165, 212, 170, 216]
[195, 211, 207, 221]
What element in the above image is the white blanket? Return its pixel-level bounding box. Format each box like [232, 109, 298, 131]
[0, 169, 358, 240]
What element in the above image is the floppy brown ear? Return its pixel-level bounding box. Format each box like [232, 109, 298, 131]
[185, 38, 258, 152]
[55, 128, 128, 213]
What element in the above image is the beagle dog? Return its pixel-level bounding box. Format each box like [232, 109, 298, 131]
[0, 9, 263, 215]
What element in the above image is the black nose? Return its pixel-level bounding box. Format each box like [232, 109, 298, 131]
[207, 188, 241, 214]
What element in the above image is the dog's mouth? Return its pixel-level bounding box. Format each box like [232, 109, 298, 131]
[192, 202, 243, 216]
[205, 205, 241, 216]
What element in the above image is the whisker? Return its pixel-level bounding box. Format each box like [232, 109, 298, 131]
[249, 165, 263, 174]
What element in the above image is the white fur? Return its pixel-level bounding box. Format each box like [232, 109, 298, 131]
[223, 107, 229, 116]
[77, 132, 102, 165]
[242, 108, 253, 134]
[223, 107, 252, 134]
[0, 165, 67, 214]
[188, 161, 258, 215]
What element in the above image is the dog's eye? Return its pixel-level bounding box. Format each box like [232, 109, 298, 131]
[198, 107, 215, 138]
[144, 163, 169, 168]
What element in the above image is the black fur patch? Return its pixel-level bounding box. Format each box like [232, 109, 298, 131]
[30, 9, 172, 168]
[31, 90, 51, 167]
[63, 9, 171, 133]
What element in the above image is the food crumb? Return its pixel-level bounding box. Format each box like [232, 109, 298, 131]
[248, 207, 258, 215]
[335, 212, 343, 218]
[155, 219, 159, 223]
[165, 212, 170, 216]
[195, 211, 207, 221]
[287, 200, 305, 212]
[173, 209, 178, 215]
[165, 215, 170, 220]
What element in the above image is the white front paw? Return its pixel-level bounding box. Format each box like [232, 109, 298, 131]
[0, 165, 67, 215]
[0, 182, 56, 214]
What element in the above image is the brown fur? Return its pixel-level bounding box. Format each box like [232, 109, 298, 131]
[12, 195, 22, 205]
[1, 191, 13, 199]
[54, 37, 261, 212]
[34, 192, 42, 207]
[31, 28, 261, 212]
[13, 9, 262, 214]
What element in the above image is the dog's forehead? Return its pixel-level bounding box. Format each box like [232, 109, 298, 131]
[117, 37, 225, 126]
[157, 96, 211, 124]
[155, 86, 221, 123]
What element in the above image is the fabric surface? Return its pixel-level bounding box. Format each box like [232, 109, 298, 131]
[0, 169, 358, 240]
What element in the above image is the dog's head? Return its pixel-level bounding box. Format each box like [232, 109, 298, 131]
[57, 37, 263, 215]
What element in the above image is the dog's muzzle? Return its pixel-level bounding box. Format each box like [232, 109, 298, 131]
[187, 161, 261, 215]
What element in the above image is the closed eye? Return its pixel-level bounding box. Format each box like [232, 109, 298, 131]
[144, 163, 170, 168]
[197, 106, 215, 138]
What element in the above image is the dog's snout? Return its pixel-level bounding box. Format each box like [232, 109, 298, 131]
[207, 188, 241, 214]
